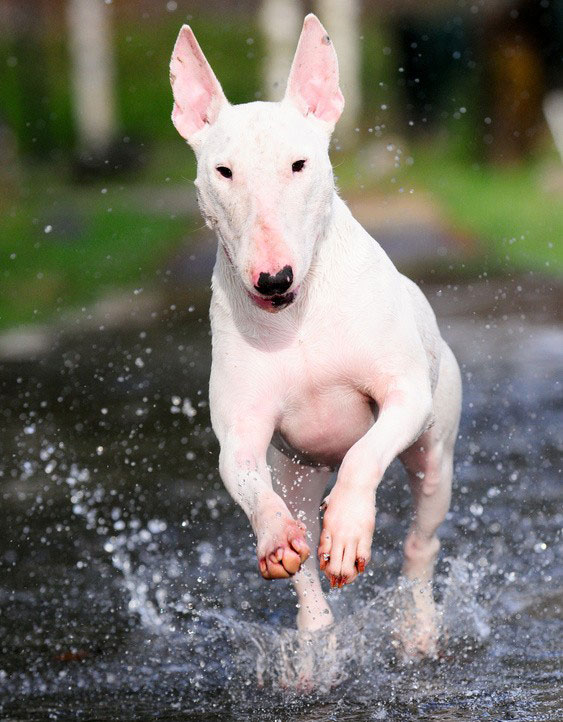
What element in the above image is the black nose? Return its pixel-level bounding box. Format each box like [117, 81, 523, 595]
[254, 265, 293, 296]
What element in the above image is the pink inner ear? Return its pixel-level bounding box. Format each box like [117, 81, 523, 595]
[286, 15, 344, 125]
[170, 26, 225, 140]
[298, 76, 344, 125]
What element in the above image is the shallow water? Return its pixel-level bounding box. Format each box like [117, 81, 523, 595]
[0, 275, 561, 721]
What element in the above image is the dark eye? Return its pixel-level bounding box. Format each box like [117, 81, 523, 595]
[292, 159, 306, 173]
[216, 166, 232, 179]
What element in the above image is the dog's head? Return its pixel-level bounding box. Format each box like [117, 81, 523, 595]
[170, 14, 344, 311]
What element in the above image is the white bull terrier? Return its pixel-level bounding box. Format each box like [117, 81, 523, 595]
[170, 14, 461, 656]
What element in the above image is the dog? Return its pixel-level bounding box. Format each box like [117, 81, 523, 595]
[170, 14, 461, 657]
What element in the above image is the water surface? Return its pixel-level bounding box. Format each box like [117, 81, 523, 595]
[0, 275, 561, 721]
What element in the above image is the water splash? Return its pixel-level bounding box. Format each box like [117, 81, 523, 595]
[440, 556, 491, 644]
[66, 462, 174, 631]
[63, 459, 494, 706]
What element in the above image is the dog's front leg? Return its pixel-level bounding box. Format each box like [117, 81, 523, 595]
[318, 375, 433, 587]
[218, 424, 311, 579]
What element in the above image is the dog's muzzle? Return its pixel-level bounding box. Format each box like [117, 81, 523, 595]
[248, 289, 297, 312]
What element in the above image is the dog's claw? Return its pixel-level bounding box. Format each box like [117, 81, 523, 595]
[255, 503, 310, 580]
[290, 537, 304, 553]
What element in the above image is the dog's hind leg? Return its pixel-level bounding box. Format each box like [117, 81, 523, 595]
[267, 444, 334, 632]
[398, 342, 462, 657]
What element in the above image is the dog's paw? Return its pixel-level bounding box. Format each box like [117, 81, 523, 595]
[318, 486, 374, 587]
[393, 577, 441, 660]
[255, 500, 310, 579]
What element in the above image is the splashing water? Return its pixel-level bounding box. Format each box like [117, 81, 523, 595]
[0, 278, 561, 720]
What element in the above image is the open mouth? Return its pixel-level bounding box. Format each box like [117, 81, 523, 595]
[248, 289, 297, 312]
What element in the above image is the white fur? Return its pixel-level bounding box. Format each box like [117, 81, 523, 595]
[170, 14, 462, 652]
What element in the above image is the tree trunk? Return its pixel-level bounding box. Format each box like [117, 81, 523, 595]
[67, 0, 117, 155]
[260, 0, 362, 145]
[259, 0, 303, 101]
[316, 0, 361, 144]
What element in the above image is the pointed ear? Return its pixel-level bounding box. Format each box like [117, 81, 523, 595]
[170, 25, 228, 145]
[283, 14, 344, 129]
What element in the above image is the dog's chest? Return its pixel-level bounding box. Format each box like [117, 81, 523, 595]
[276, 334, 377, 467]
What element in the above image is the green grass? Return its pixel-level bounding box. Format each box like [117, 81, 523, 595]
[405, 146, 563, 274]
[0, 164, 195, 330]
[332, 140, 563, 276]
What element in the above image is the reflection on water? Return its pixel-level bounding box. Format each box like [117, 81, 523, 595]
[0, 276, 561, 721]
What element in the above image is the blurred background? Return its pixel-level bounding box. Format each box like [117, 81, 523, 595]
[0, 0, 561, 337]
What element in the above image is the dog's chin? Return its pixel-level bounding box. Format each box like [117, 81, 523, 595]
[248, 289, 297, 313]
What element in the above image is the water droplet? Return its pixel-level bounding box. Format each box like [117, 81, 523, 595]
[148, 519, 167, 534]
